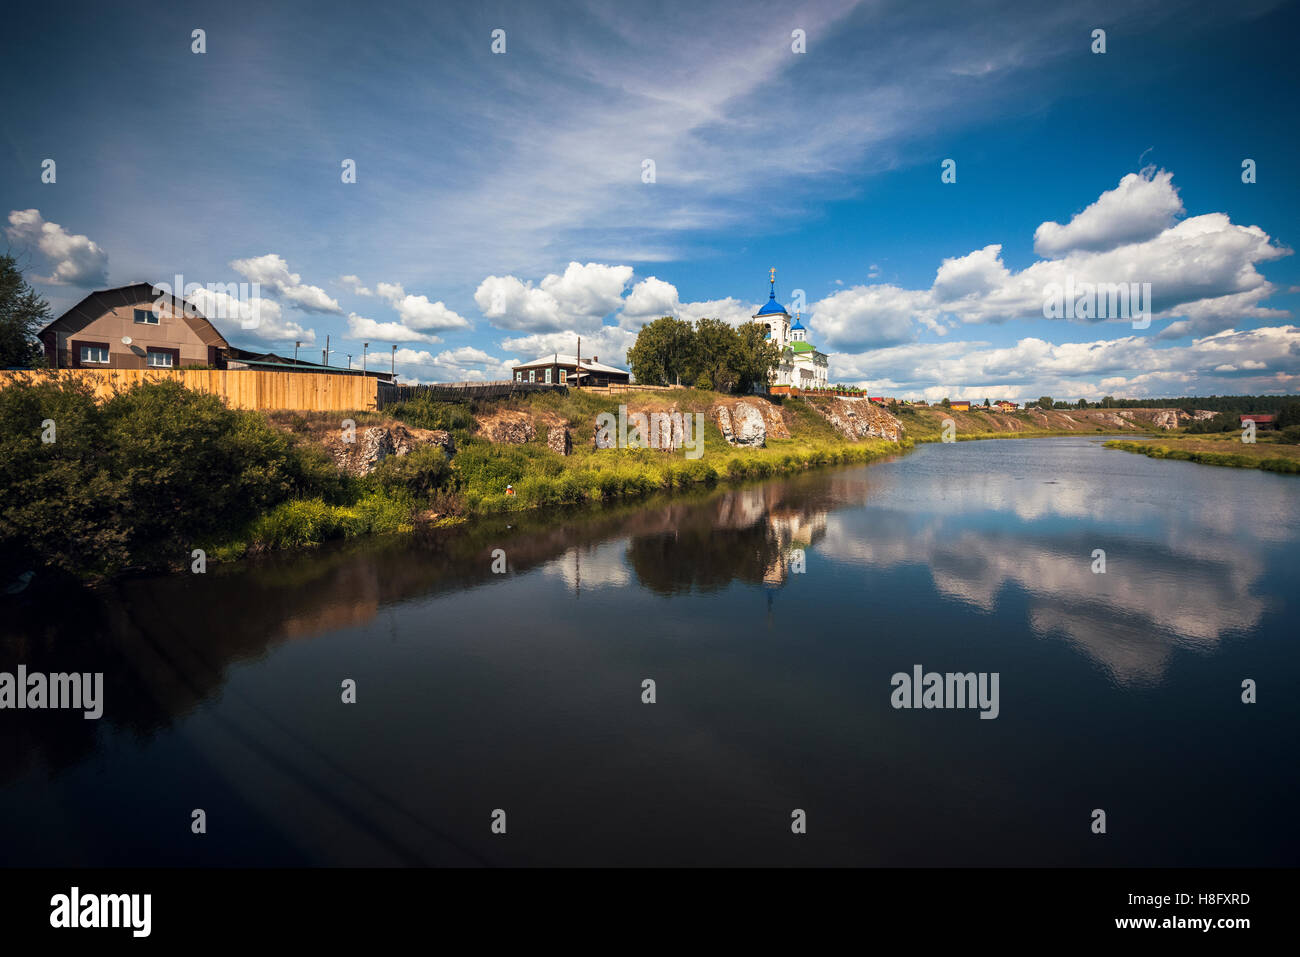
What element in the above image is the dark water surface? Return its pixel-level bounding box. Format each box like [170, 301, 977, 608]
[2, 437, 1297, 866]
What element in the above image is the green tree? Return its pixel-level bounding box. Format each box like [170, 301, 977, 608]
[626, 316, 694, 386]
[1076, 398, 1087, 408]
[983, 398, 990, 408]
[941, 397, 951, 408]
[730, 321, 781, 394]
[0, 254, 51, 368]
[689, 317, 742, 393]
[1037, 396, 1054, 409]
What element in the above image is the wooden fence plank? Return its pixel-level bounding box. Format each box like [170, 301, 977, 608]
[0, 369, 378, 412]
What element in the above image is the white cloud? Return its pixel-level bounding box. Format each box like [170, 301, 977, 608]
[476, 262, 633, 332]
[499, 325, 638, 367]
[339, 274, 373, 296]
[617, 276, 756, 329]
[346, 312, 442, 344]
[188, 287, 315, 345]
[5, 209, 108, 287]
[828, 325, 1300, 401]
[230, 253, 342, 313]
[1034, 168, 1184, 256]
[391, 346, 516, 383]
[376, 282, 472, 333]
[809, 170, 1291, 349]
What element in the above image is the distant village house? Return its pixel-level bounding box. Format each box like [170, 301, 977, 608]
[512, 353, 631, 387]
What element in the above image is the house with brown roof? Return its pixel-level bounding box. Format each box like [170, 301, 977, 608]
[37, 282, 229, 370]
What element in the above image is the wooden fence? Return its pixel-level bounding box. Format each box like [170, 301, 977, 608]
[0, 369, 379, 412]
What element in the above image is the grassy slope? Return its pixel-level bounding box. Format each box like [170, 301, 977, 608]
[893, 404, 1173, 441]
[440, 388, 903, 515]
[1105, 435, 1300, 474]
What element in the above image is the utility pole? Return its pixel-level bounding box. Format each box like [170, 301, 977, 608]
[576, 336, 581, 389]
[362, 342, 368, 373]
[323, 334, 330, 367]
[346, 353, 352, 370]
[391, 344, 396, 375]
[294, 340, 301, 364]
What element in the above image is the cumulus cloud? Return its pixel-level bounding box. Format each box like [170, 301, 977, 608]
[1034, 168, 1184, 256]
[617, 276, 756, 329]
[809, 170, 1291, 350]
[346, 312, 441, 344]
[475, 262, 632, 332]
[5, 209, 108, 287]
[391, 345, 516, 383]
[187, 287, 315, 345]
[230, 254, 342, 313]
[376, 282, 472, 333]
[828, 325, 1300, 401]
[499, 325, 638, 367]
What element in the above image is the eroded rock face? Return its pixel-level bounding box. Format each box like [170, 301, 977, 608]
[813, 397, 903, 442]
[547, 426, 572, 455]
[714, 401, 766, 447]
[484, 417, 535, 444]
[332, 424, 454, 475]
[1150, 409, 1182, 430]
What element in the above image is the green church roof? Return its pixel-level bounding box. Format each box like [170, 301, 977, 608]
[790, 341, 817, 353]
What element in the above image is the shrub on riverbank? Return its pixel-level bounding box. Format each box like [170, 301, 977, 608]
[0, 376, 346, 577]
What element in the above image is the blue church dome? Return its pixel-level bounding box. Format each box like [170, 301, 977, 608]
[756, 291, 788, 316]
[755, 268, 789, 316]
[790, 316, 804, 330]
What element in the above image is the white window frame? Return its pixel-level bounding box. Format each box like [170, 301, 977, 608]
[79, 345, 109, 364]
[528, 369, 535, 383]
[146, 349, 175, 368]
[545, 367, 552, 384]
[133, 308, 160, 325]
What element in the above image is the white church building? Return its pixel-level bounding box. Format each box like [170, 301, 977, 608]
[753, 269, 829, 389]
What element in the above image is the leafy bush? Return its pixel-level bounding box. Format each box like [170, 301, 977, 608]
[368, 445, 451, 501]
[0, 377, 349, 577]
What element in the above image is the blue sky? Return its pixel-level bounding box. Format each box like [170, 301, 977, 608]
[3, 0, 1297, 399]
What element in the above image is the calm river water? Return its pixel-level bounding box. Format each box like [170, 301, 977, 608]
[2, 437, 1297, 866]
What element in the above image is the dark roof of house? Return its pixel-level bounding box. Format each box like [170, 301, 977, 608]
[1239, 413, 1275, 421]
[226, 347, 394, 379]
[38, 282, 230, 349]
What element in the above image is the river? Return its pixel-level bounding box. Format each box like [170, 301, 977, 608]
[1, 436, 1297, 866]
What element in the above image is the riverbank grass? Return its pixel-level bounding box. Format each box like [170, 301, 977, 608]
[1105, 437, 1300, 473]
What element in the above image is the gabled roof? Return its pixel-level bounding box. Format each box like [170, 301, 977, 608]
[513, 353, 628, 375]
[38, 282, 230, 349]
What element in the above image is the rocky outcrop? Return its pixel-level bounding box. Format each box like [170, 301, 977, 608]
[332, 424, 454, 475]
[547, 426, 572, 455]
[483, 414, 536, 444]
[1150, 409, 1182, 430]
[812, 397, 903, 442]
[714, 401, 767, 447]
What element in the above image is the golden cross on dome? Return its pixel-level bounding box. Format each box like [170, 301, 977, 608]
[769, 267, 776, 284]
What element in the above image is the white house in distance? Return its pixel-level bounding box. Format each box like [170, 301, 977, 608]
[753, 269, 829, 389]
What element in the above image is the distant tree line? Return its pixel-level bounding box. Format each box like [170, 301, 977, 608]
[627, 316, 781, 393]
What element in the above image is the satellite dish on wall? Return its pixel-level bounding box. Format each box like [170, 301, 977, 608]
[121, 336, 133, 345]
